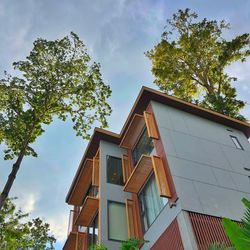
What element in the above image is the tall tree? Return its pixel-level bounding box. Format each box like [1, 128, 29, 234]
[0, 197, 56, 249]
[146, 9, 250, 121]
[0, 32, 112, 209]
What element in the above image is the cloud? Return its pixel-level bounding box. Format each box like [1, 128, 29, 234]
[46, 213, 69, 242]
[14, 191, 38, 214]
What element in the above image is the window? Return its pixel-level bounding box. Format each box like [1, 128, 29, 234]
[107, 156, 123, 185]
[108, 201, 128, 241]
[230, 135, 244, 150]
[81, 184, 98, 205]
[139, 174, 167, 232]
[88, 214, 98, 246]
[132, 128, 154, 165]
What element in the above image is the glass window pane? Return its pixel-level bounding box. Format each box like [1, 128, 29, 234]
[108, 201, 128, 241]
[132, 128, 154, 165]
[88, 215, 98, 246]
[139, 175, 168, 232]
[230, 135, 244, 150]
[107, 156, 123, 185]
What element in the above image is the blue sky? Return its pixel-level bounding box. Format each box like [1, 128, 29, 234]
[0, 1, 249, 249]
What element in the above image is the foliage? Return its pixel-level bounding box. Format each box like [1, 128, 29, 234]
[222, 198, 250, 250]
[0, 32, 112, 209]
[208, 243, 234, 250]
[0, 197, 56, 249]
[0, 31, 112, 160]
[120, 238, 147, 250]
[89, 239, 147, 250]
[89, 243, 108, 250]
[146, 9, 250, 121]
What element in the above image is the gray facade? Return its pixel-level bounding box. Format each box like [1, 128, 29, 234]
[98, 101, 250, 249]
[99, 140, 131, 250]
[152, 100, 250, 221]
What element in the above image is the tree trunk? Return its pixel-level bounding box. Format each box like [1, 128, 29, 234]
[0, 146, 27, 210]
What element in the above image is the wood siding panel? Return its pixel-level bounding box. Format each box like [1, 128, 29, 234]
[120, 114, 145, 149]
[123, 155, 153, 193]
[152, 156, 172, 198]
[189, 212, 232, 250]
[151, 218, 184, 250]
[144, 111, 159, 139]
[68, 159, 93, 206]
[75, 197, 99, 227]
[125, 199, 140, 239]
[76, 232, 87, 250]
[92, 157, 99, 187]
[122, 154, 132, 183]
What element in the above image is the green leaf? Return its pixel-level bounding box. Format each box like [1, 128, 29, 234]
[146, 8, 249, 121]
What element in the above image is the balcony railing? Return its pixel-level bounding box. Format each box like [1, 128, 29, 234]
[75, 195, 99, 227]
[63, 209, 88, 250]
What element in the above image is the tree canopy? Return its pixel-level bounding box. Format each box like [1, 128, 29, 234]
[0, 32, 112, 209]
[0, 197, 56, 249]
[146, 9, 250, 121]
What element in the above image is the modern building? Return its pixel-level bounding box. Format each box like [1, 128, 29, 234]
[63, 86, 250, 250]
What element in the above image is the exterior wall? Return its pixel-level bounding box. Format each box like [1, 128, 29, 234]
[141, 204, 181, 250]
[189, 211, 232, 250]
[99, 140, 131, 250]
[151, 217, 184, 250]
[152, 101, 250, 221]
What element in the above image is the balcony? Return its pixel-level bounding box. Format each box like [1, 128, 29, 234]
[75, 196, 99, 227]
[124, 155, 172, 198]
[67, 159, 93, 206]
[120, 111, 159, 149]
[63, 210, 88, 250]
[124, 155, 153, 193]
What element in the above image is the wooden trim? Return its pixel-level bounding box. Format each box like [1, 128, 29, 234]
[63, 231, 87, 250]
[75, 197, 99, 227]
[76, 232, 87, 250]
[67, 159, 93, 206]
[120, 114, 145, 149]
[92, 157, 99, 187]
[152, 156, 172, 198]
[147, 103, 178, 204]
[123, 155, 153, 193]
[125, 199, 140, 239]
[144, 111, 159, 139]
[122, 155, 133, 183]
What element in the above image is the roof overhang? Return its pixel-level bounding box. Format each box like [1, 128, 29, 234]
[119, 87, 250, 139]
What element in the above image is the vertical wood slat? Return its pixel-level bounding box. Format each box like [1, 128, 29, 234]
[189, 212, 232, 250]
[125, 199, 140, 239]
[152, 156, 172, 198]
[92, 157, 99, 187]
[144, 111, 159, 139]
[76, 232, 87, 250]
[122, 155, 132, 183]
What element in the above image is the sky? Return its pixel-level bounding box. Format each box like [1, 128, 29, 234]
[0, 0, 250, 249]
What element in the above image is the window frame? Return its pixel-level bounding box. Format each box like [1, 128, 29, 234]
[138, 173, 168, 233]
[132, 127, 155, 166]
[106, 155, 124, 186]
[107, 200, 128, 242]
[87, 214, 99, 246]
[230, 135, 244, 150]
